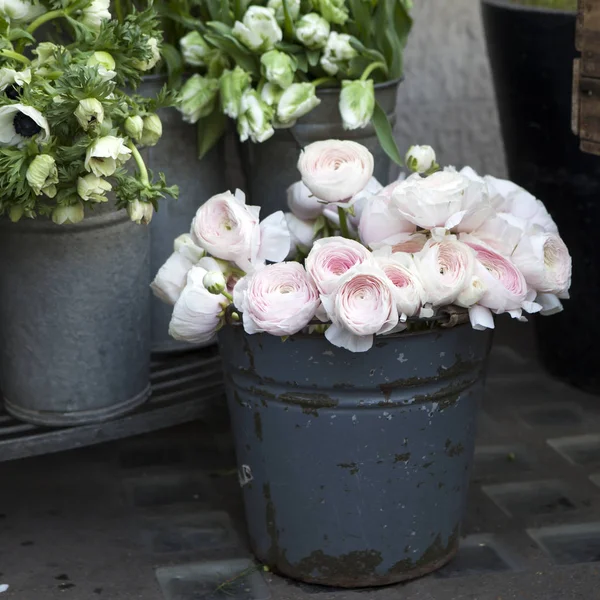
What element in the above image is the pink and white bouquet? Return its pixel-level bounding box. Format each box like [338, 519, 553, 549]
[152, 140, 572, 353]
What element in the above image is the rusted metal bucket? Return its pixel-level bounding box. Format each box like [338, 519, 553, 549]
[219, 323, 492, 587]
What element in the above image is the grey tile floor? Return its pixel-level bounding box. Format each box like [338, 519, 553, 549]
[2, 318, 600, 599]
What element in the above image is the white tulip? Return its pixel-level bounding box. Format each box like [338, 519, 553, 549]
[233, 6, 282, 53]
[320, 32, 356, 76]
[295, 13, 330, 50]
[0, 0, 44, 22]
[180, 31, 211, 67]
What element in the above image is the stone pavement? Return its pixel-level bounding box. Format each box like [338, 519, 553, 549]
[2, 318, 600, 599]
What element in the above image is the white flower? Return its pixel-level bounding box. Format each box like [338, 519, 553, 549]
[127, 199, 154, 224]
[405, 145, 436, 173]
[297, 139, 374, 204]
[358, 194, 415, 248]
[0, 67, 31, 95]
[174, 233, 205, 262]
[26, 154, 58, 197]
[536, 292, 564, 316]
[295, 12, 330, 50]
[179, 74, 220, 124]
[277, 82, 320, 124]
[77, 173, 111, 203]
[320, 32, 356, 76]
[87, 51, 116, 81]
[203, 270, 227, 295]
[169, 266, 228, 344]
[287, 180, 324, 220]
[81, 0, 110, 30]
[232, 6, 282, 53]
[261, 50, 295, 89]
[234, 262, 320, 336]
[180, 31, 211, 67]
[52, 202, 85, 225]
[320, 263, 399, 353]
[339, 80, 374, 130]
[267, 0, 300, 24]
[237, 88, 275, 143]
[84, 136, 131, 177]
[151, 252, 195, 305]
[124, 115, 144, 141]
[305, 236, 371, 295]
[0, 0, 44, 22]
[74, 98, 104, 131]
[0, 104, 49, 147]
[455, 275, 486, 308]
[220, 67, 252, 119]
[133, 37, 161, 71]
[285, 212, 316, 258]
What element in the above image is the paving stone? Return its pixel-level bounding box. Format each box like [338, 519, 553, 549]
[548, 435, 600, 468]
[119, 445, 185, 470]
[156, 559, 270, 600]
[123, 473, 214, 508]
[472, 445, 533, 483]
[519, 404, 583, 428]
[528, 523, 600, 565]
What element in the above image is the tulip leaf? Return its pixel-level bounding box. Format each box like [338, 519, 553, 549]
[8, 28, 35, 43]
[205, 0, 221, 21]
[207, 21, 233, 35]
[276, 41, 304, 53]
[372, 101, 403, 167]
[295, 53, 308, 73]
[281, 0, 295, 39]
[307, 49, 320, 67]
[347, 0, 372, 42]
[160, 43, 184, 90]
[349, 36, 388, 71]
[197, 109, 227, 161]
[219, 0, 234, 25]
[204, 33, 259, 77]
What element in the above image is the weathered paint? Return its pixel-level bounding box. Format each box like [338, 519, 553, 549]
[219, 324, 492, 587]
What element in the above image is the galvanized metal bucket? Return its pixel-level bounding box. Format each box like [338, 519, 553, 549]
[0, 205, 151, 427]
[219, 323, 492, 587]
[239, 79, 401, 216]
[138, 76, 227, 353]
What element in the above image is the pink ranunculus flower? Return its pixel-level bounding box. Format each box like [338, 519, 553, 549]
[233, 262, 320, 336]
[285, 212, 316, 259]
[391, 232, 428, 254]
[191, 190, 290, 272]
[150, 252, 194, 306]
[287, 180, 324, 220]
[358, 195, 416, 248]
[414, 237, 476, 308]
[469, 215, 524, 257]
[511, 230, 572, 295]
[305, 236, 371, 295]
[297, 139, 374, 203]
[320, 263, 399, 353]
[169, 266, 228, 344]
[373, 248, 424, 319]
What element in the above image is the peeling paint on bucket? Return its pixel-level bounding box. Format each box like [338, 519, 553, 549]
[219, 324, 492, 587]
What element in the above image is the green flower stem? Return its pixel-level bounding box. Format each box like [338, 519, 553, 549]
[222, 290, 234, 302]
[114, 0, 124, 23]
[337, 206, 350, 238]
[127, 141, 149, 185]
[360, 61, 388, 81]
[0, 50, 29, 64]
[313, 77, 338, 88]
[26, 9, 66, 34]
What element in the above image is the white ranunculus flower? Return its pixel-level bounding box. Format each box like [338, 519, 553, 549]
[536, 292, 564, 316]
[455, 275, 486, 308]
[0, 104, 49, 147]
[81, 0, 110, 30]
[0, 0, 44, 22]
[297, 139, 374, 204]
[405, 145, 436, 174]
[151, 252, 195, 305]
[77, 173, 111, 202]
[295, 12, 330, 49]
[174, 233, 205, 262]
[320, 32, 356, 76]
[285, 212, 316, 258]
[133, 37, 161, 71]
[232, 6, 282, 53]
[84, 136, 131, 177]
[169, 266, 228, 344]
[358, 195, 416, 248]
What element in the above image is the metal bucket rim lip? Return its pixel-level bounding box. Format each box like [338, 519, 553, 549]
[480, 0, 575, 15]
[0, 207, 132, 233]
[316, 76, 403, 96]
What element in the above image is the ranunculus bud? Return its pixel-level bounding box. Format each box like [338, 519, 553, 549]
[124, 115, 144, 141]
[127, 199, 154, 224]
[52, 202, 85, 225]
[261, 50, 295, 89]
[26, 154, 58, 197]
[277, 82, 320, 124]
[140, 114, 162, 146]
[203, 270, 227, 295]
[267, 0, 300, 24]
[219, 67, 251, 119]
[295, 13, 330, 50]
[339, 80, 374, 130]
[179, 74, 219, 124]
[237, 88, 274, 143]
[133, 37, 161, 71]
[320, 32, 356, 76]
[77, 173, 112, 203]
[180, 31, 211, 67]
[74, 98, 104, 131]
[405, 145, 437, 174]
[315, 0, 349, 25]
[232, 6, 282, 53]
[84, 136, 131, 177]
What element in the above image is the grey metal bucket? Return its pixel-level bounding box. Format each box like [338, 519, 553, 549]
[239, 79, 400, 216]
[0, 206, 151, 427]
[219, 323, 492, 587]
[138, 76, 227, 353]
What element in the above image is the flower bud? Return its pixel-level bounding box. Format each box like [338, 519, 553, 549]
[295, 13, 330, 50]
[178, 74, 219, 124]
[26, 154, 58, 197]
[52, 202, 85, 225]
[232, 6, 282, 53]
[237, 88, 274, 143]
[261, 50, 295, 89]
[277, 82, 320, 124]
[140, 114, 162, 146]
[316, 0, 349, 24]
[320, 32, 356, 76]
[405, 145, 437, 174]
[219, 67, 251, 118]
[33, 42, 58, 67]
[77, 173, 112, 203]
[124, 115, 144, 141]
[267, 0, 300, 25]
[127, 199, 153, 224]
[174, 233, 205, 262]
[339, 79, 374, 130]
[133, 37, 161, 72]
[180, 31, 211, 67]
[87, 51, 116, 81]
[203, 270, 227, 295]
[74, 98, 104, 131]
[9, 205, 23, 222]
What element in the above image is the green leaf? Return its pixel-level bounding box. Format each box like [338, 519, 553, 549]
[160, 43, 184, 90]
[205, 0, 221, 21]
[8, 28, 35, 43]
[197, 109, 227, 160]
[207, 21, 233, 36]
[204, 33, 259, 77]
[281, 0, 295, 39]
[219, 0, 234, 25]
[349, 36, 387, 69]
[276, 41, 304, 54]
[295, 53, 308, 73]
[347, 0, 372, 42]
[307, 49, 320, 67]
[371, 101, 402, 167]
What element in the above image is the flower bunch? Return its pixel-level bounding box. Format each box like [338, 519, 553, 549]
[0, 0, 177, 224]
[152, 140, 572, 353]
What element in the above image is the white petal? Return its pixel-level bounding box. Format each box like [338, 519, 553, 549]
[257, 210, 291, 263]
[468, 305, 495, 330]
[325, 323, 373, 352]
[536, 293, 563, 316]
